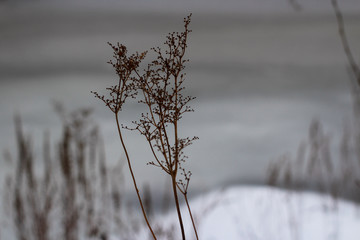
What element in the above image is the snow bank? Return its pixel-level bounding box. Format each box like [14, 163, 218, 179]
[134, 186, 360, 240]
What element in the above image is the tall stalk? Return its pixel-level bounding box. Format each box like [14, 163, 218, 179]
[184, 194, 199, 240]
[115, 114, 156, 239]
[132, 14, 196, 239]
[172, 174, 186, 240]
[93, 14, 198, 240]
[92, 43, 156, 239]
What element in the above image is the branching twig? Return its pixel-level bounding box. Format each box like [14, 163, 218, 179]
[92, 44, 156, 239]
[93, 14, 198, 240]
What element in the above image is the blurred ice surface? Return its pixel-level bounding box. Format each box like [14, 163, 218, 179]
[0, 0, 360, 193]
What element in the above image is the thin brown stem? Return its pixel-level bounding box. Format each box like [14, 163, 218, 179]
[115, 114, 157, 240]
[141, 82, 171, 167]
[158, 105, 173, 166]
[171, 174, 186, 240]
[173, 74, 179, 172]
[331, 0, 360, 84]
[171, 73, 186, 239]
[184, 194, 199, 240]
[147, 139, 170, 173]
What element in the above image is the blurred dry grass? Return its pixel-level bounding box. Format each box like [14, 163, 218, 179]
[2, 105, 151, 240]
[267, 0, 360, 203]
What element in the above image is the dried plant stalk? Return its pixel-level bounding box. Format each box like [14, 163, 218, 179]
[132, 14, 197, 240]
[93, 14, 199, 240]
[92, 43, 156, 239]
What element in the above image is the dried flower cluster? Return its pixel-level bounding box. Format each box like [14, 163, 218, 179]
[92, 43, 147, 114]
[92, 14, 198, 240]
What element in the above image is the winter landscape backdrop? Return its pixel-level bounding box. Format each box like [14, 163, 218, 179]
[1, 0, 360, 239]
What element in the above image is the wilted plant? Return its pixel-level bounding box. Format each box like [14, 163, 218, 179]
[92, 32, 155, 239]
[92, 14, 198, 240]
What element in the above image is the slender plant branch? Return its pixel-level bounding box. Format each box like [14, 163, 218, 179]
[171, 173, 186, 240]
[331, 0, 360, 190]
[184, 193, 199, 240]
[331, 0, 360, 84]
[115, 114, 157, 239]
[93, 14, 198, 240]
[177, 168, 199, 240]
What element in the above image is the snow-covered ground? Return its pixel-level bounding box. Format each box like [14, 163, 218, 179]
[131, 186, 360, 240]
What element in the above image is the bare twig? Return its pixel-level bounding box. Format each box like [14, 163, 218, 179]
[331, 0, 360, 85]
[92, 43, 156, 239]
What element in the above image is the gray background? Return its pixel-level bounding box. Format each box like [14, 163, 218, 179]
[1, 0, 360, 196]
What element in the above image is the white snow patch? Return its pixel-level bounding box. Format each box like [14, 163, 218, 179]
[132, 186, 360, 240]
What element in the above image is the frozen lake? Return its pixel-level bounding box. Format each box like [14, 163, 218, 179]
[1, 0, 360, 195]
